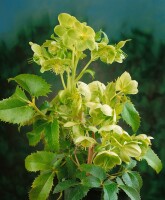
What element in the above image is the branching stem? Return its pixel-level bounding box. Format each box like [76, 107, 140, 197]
[76, 59, 93, 82]
[29, 98, 47, 119]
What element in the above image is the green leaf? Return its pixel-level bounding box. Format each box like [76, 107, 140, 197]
[29, 172, 54, 200]
[26, 121, 48, 146]
[142, 147, 162, 173]
[0, 96, 34, 124]
[82, 176, 101, 188]
[13, 86, 29, 101]
[125, 159, 137, 170]
[116, 177, 124, 185]
[80, 164, 106, 181]
[25, 151, 56, 172]
[27, 132, 42, 147]
[121, 102, 140, 132]
[45, 119, 59, 152]
[53, 180, 79, 193]
[130, 172, 143, 189]
[67, 185, 89, 200]
[9, 74, 51, 97]
[122, 171, 142, 191]
[103, 182, 118, 200]
[119, 185, 141, 200]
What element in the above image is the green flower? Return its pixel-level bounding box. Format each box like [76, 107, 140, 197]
[92, 43, 116, 64]
[41, 58, 71, 74]
[93, 151, 121, 170]
[54, 13, 96, 51]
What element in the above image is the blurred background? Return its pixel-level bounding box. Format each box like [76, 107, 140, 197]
[0, 0, 165, 199]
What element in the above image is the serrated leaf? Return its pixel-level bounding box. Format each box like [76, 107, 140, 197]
[45, 119, 59, 152]
[13, 86, 29, 102]
[27, 132, 42, 146]
[122, 171, 142, 191]
[53, 180, 79, 193]
[80, 164, 106, 181]
[116, 177, 124, 185]
[9, 74, 51, 97]
[142, 147, 162, 173]
[103, 182, 118, 200]
[129, 171, 143, 189]
[121, 102, 140, 132]
[29, 172, 54, 200]
[0, 96, 34, 124]
[67, 185, 89, 200]
[82, 176, 101, 188]
[27, 120, 48, 146]
[25, 151, 56, 172]
[119, 185, 141, 200]
[125, 159, 137, 170]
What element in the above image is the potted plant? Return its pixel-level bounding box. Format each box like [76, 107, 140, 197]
[0, 13, 162, 200]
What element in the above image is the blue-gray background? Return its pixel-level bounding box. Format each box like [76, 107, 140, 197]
[0, 0, 165, 199]
[1, 0, 165, 44]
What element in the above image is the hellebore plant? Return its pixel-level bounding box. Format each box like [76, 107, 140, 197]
[0, 13, 162, 200]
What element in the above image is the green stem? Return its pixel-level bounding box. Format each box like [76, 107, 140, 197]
[60, 73, 66, 89]
[75, 59, 93, 82]
[110, 91, 122, 101]
[67, 70, 71, 91]
[29, 98, 47, 119]
[74, 147, 80, 166]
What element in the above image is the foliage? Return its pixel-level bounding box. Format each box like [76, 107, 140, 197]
[0, 13, 163, 200]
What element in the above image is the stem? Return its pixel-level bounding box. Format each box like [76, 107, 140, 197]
[76, 59, 93, 82]
[87, 146, 94, 164]
[60, 73, 66, 89]
[110, 91, 122, 101]
[29, 98, 47, 119]
[70, 155, 79, 166]
[74, 147, 80, 166]
[87, 132, 95, 164]
[57, 192, 62, 200]
[71, 47, 76, 87]
[67, 70, 71, 91]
